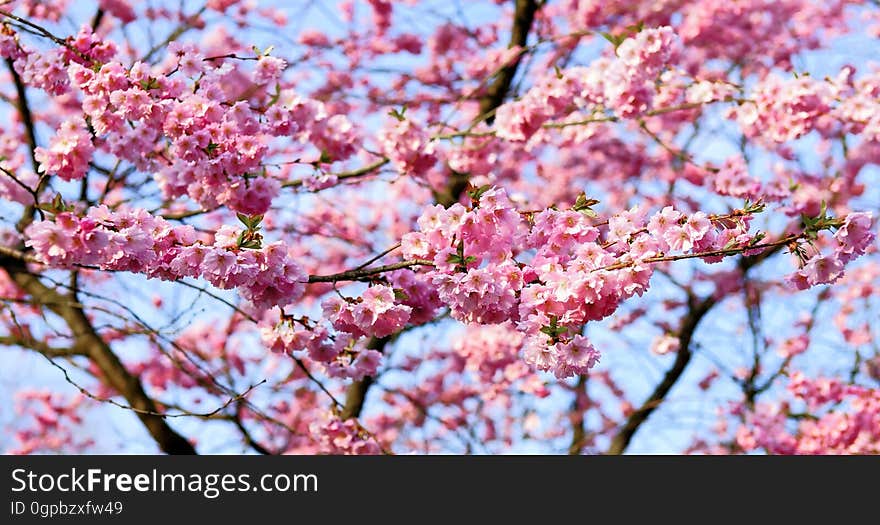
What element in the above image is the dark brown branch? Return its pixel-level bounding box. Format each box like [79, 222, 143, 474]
[0, 335, 81, 358]
[307, 260, 433, 283]
[4, 57, 51, 233]
[0, 256, 197, 454]
[606, 293, 717, 455]
[0, 10, 84, 58]
[476, 0, 540, 124]
[232, 403, 273, 455]
[568, 375, 588, 455]
[435, 0, 540, 207]
[4, 58, 39, 175]
[605, 243, 788, 454]
[339, 3, 541, 421]
[340, 336, 389, 420]
[90, 9, 105, 30]
[281, 158, 390, 189]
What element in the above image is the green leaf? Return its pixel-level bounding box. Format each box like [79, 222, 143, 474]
[267, 83, 282, 107]
[138, 77, 160, 91]
[467, 184, 492, 202]
[539, 324, 568, 338]
[388, 106, 407, 122]
[580, 208, 598, 218]
[599, 31, 626, 52]
[573, 193, 600, 217]
[749, 232, 766, 246]
[625, 21, 645, 34]
[318, 149, 334, 164]
[52, 193, 65, 211]
[599, 31, 623, 49]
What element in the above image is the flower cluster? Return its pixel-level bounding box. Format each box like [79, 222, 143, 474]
[12, 0, 69, 22]
[33, 118, 94, 181]
[65, 25, 118, 64]
[10, 391, 93, 455]
[452, 324, 549, 397]
[733, 372, 880, 454]
[322, 285, 412, 339]
[252, 55, 286, 85]
[399, 187, 851, 378]
[309, 412, 381, 455]
[402, 188, 525, 323]
[493, 27, 681, 141]
[260, 314, 384, 381]
[98, 0, 137, 24]
[24, 207, 307, 311]
[677, 0, 848, 71]
[712, 156, 763, 200]
[13, 47, 69, 95]
[494, 72, 579, 142]
[646, 206, 713, 252]
[377, 118, 438, 176]
[61, 48, 362, 215]
[786, 211, 874, 290]
[523, 334, 600, 379]
[386, 269, 443, 325]
[730, 74, 834, 143]
[602, 26, 681, 118]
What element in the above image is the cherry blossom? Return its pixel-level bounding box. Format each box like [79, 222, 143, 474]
[0, 0, 877, 457]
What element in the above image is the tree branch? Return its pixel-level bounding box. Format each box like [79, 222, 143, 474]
[435, 0, 540, 207]
[606, 292, 717, 455]
[282, 158, 390, 189]
[0, 335, 81, 358]
[342, 1, 541, 422]
[568, 374, 588, 455]
[605, 242, 788, 454]
[340, 335, 389, 420]
[307, 259, 433, 283]
[0, 256, 197, 454]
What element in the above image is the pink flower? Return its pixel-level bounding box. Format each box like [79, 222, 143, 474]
[98, 0, 136, 23]
[253, 55, 286, 84]
[834, 211, 874, 263]
[664, 226, 694, 252]
[787, 255, 845, 290]
[554, 335, 600, 378]
[648, 206, 682, 250]
[685, 212, 712, 242]
[731, 74, 834, 143]
[378, 118, 437, 177]
[34, 118, 94, 181]
[324, 285, 411, 338]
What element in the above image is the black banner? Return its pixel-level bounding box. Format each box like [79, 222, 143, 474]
[2, 455, 877, 522]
